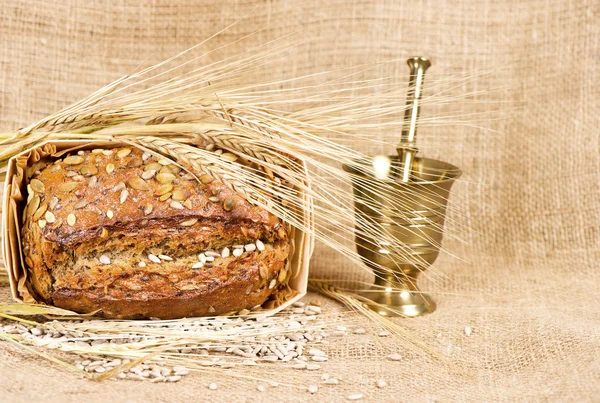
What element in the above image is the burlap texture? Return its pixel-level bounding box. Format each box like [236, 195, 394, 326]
[1, 0, 599, 401]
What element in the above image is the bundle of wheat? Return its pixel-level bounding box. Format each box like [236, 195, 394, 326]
[0, 30, 495, 381]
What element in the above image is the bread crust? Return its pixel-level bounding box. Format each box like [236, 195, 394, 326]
[52, 243, 289, 319]
[21, 147, 290, 318]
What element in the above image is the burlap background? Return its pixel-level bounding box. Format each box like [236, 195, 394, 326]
[1, 0, 599, 401]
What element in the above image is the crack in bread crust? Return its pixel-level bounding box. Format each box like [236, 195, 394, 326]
[52, 243, 290, 319]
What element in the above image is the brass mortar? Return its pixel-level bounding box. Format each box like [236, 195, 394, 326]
[343, 57, 461, 317]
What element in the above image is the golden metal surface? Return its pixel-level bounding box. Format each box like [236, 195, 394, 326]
[397, 56, 431, 182]
[344, 57, 461, 317]
[344, 157, 461, 317]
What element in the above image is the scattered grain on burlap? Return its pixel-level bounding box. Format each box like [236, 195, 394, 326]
[1, 0, 598, 401]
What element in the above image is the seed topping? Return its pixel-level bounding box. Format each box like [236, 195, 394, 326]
[44, 211, 56, 223]
[117, 148, 132, 158]
[156, 172, 176, 184]
[49, 196, 59, 210]
[112, 182, 126, 192]
[172, 189, 188, 201]
[28, 196, 41, 216]
[63, 156, 84, 165]
[159, 192, 172, 201]
[170, 201, 184, 210]
[200, 174, 214, 184]
[155, 184, 173, 196]
[145, 162, 162, 171]
[30, 179, 45, 193]
[127, 158, 143, 168]
[80, 165, 98, 176]
[58, 182, 79, 193]
[148, 254, 161, 264]
[120, 189, 129, 204]
[223, 197, 236, 211]
[180, 219, 198, 227]
[259, 266, 268, 280]
[141, 170, 156, 180]
[128, 177, 150, 191]
[74, 201, 88, 209]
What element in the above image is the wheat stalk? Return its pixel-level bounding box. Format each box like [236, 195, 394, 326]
[98, 122, 291, 168]
[136, 136, 268, 205]
[0, 25, 503, 385]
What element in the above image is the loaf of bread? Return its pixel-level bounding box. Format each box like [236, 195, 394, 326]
[21, 146, 291, 319]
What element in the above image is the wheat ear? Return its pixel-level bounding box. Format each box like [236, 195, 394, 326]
[93, 122, 291, 168]
[135, 136, 267, 205]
